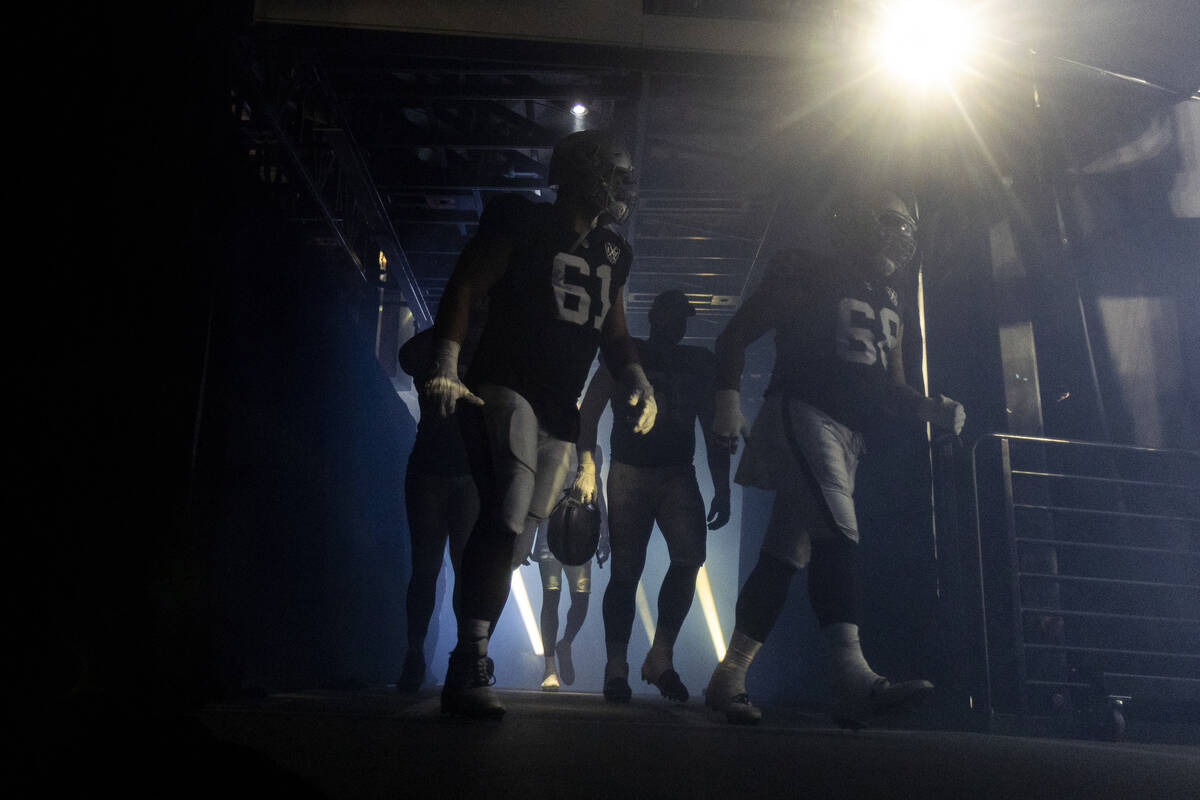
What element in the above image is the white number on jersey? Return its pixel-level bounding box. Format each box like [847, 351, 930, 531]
[552, 252, 613, 330]
[836, 297, 899, 367]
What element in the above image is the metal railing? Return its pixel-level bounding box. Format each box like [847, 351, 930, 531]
[970, 433, 1199, 735]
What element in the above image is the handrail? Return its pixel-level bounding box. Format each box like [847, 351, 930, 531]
[972, 431, 1200, 458]
[967, 431, 1200, 731]
[1010, 470, 1196, 492]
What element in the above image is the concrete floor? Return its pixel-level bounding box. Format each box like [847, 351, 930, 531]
[182, 688, 1199, 800]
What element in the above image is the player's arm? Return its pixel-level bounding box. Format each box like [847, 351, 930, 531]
[424, 233, 513, 417]
[593, 446, 611, 567]
[599, 288, 656, 435]
[885, 324, 966, 434]
[573, 361, 615, 504]
[698, 353, 732, 529]
[711, 278, 784, 448]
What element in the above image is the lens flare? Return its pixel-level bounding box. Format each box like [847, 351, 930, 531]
[509, 570, 544, 656]
[874, 1, 977, 88]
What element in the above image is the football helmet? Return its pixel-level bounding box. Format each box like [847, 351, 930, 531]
[546, 494, 602, 566]
[548, 130, 637, 224]
[830, 189, 918, 279]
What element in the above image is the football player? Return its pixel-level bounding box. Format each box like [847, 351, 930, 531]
[394, 315, 484, 693]
[576, 289, 732, 704]
[520, 446, 610, 692]
[427, 129, 656, 718]
[703, 188, 966, 727]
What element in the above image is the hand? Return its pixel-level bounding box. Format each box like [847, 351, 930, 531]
[707, 492, 731, 530]
[511, 527, 535, 570]
[713, 389, 745, 453]
[920, 394, 966, 435]
[424, 338, 483, 418]
[621, 364, 657, 434]
[423, 375, 484, 418]
[572, 451, 598, 504]
[595, 533, 610, 568]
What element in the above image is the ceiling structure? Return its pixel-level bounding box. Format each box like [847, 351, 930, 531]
[236, 0, 1198, 395]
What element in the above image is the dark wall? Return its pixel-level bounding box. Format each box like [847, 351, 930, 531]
[30, 2, 417, 736]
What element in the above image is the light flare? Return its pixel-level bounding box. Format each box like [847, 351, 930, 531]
[695, 566, 727, 661]
[509, 571, 543, 655]
[635, 580, 655, 645]
[874, 1, 978, 88]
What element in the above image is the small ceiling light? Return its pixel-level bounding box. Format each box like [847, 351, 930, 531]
[570, 102, 589, 118]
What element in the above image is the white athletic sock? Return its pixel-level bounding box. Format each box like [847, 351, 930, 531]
[643, 636, 675, 678]
[718, 629, 762, 681]
[824, 622, 880, 695]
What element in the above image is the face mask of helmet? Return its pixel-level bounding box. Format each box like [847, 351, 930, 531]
[871, 209, 917, 278]
[549, 132, 638, 225]
[832, 200, 917, 279]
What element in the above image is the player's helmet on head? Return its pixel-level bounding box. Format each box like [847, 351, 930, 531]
[829, 188, 918, 279]
[548, 130, 637, 224]
[546, 495, 602, 566]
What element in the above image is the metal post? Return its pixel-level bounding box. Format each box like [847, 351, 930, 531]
[1000, 438, 1030, 727]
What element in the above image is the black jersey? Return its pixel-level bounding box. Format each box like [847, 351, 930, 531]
[609, 339, 714, 468]
[466, 195, 633, 442]
[763, 249, 906, 433]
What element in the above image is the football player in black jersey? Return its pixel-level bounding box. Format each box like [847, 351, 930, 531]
[703, 189, 965, 727]
[576, 289, 732, 704]
[394, 312, 485, 693]
[425, 130, 657, 718]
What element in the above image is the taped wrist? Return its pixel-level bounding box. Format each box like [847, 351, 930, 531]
[577, 450, 597, 478]
[621, 363, 653, 397]
[430, 338, 461, 379]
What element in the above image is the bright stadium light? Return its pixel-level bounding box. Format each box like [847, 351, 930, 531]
[873, 1, 978, 88]
[694, 566, 727, 661]
[510, 571, 544, 656]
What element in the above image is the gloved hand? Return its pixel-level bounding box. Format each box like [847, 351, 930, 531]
[595, 529, 610, 568]
[620, 364, 657, 434]
[511, 526, 534, 570]
[423, 338, 483, 418]
[713, 389, 745, 453]
[707, 492, 731, 530]
[572, 450, 598, 505]
[919, 394, 966, 435]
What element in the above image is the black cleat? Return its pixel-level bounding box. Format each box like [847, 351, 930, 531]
[604, 676, 632, 703]
[704, 666, 762, 724]
[708, 692, 762, 725]
[832, 678, 933, 729]
[440, 651, 505, 719]
[644, 668, 689, 703]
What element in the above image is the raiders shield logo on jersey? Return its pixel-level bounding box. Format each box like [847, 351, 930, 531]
[886, 286, 899, 307]
[604, 242, 620, 265]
